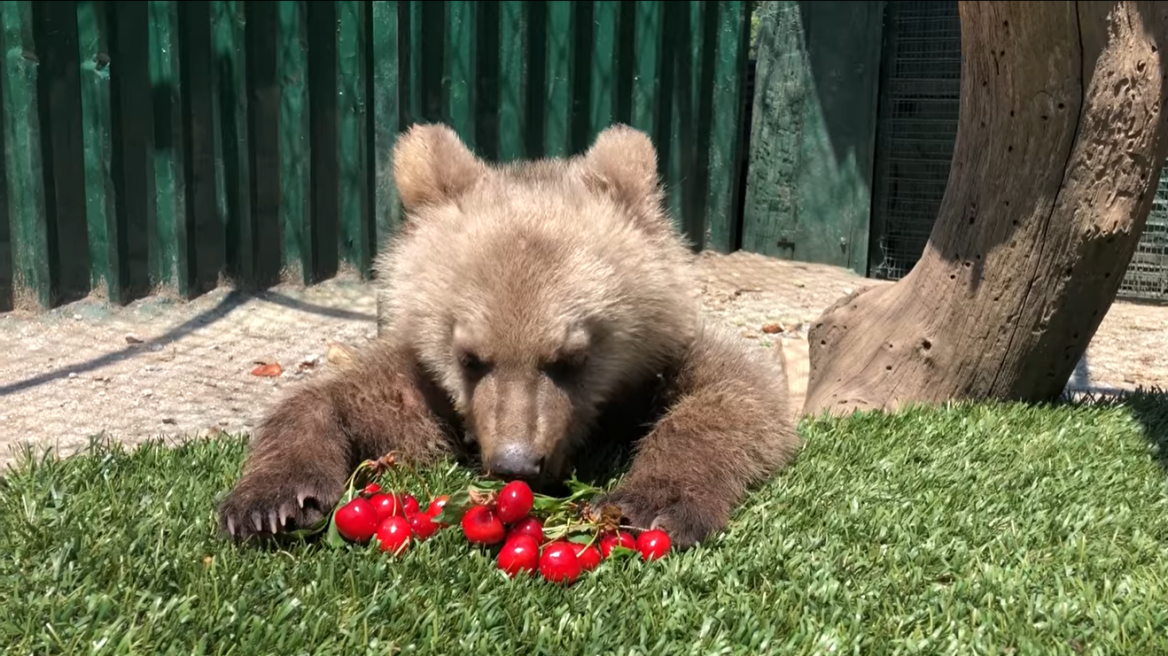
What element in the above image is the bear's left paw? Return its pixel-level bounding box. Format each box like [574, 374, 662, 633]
[594, 486, 727, 550]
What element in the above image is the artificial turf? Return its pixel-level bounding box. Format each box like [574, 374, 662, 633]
[3, 393, 1168, 655]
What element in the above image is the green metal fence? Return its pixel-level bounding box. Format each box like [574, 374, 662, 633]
[0, 0, 753, 311]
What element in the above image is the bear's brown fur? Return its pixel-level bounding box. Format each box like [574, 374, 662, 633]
[217, 123, 801, 548]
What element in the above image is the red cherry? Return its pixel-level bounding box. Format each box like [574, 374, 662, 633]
[333, 497, 380, 543]
[598, 531, 636, 558]
[539, 541, 582, 585]
[496, 480, 535, 524]
[401, 493, 420, 516]
[375, 515, 412, 555]
[426, 495, 450, 524]
[369, 493, 403, 521]
[507, 516, 545, 544]
[408, 511, 439, 541]
[572, 543, 602, 571]
[635, 529, 671, 561]
[496, 535, 540, 577]
[461, 505, 506, 545]
[361, 483, 382, 496]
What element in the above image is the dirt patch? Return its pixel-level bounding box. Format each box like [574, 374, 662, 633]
[1, 250, 1163, 470]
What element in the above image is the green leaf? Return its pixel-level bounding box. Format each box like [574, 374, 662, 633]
[531, 496, 567, 514]
[324, 510, 347, 550]
[605, 545, 638, 562]
[567, 533, 594, 545]
[430, 488, 474, 527]
[564, 473, 603, 498]
[283, 514, 329, 541]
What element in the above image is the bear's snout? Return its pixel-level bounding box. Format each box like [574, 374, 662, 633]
[486, 442, 544, 480]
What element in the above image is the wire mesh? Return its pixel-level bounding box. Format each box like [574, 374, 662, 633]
[869, 0, 962, 281]
[870, 1, 1168, 301]
[1118, 175, 1168, 300]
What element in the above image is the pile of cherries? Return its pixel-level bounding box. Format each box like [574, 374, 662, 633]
[323, 456, 671, 586]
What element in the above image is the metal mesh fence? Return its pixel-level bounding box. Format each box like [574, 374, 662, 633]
[1120, 175, 1168, 300]
[869, 1, 962, 281]
[870, 1, 1168, 301]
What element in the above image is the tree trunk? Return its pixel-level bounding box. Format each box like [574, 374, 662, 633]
[804, 1, 1168, 417]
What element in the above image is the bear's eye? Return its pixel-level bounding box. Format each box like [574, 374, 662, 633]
[459, 351, 491, 378]
[543, 353, 586, 383]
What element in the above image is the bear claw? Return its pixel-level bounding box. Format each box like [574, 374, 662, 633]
[594, 487, 723, 551]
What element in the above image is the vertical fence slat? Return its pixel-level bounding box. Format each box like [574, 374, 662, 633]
[497, 0, 526, 162]
[705, 0, 749, 253]
[629, 1, 661, 140]
[473, 1, 499, 160]
[78, 0, 118, 301]
[338, 0, 372, 276]
[0, 44, 9, 311]
[245, 0, 281, 287]
[372, 0, 402, 248]
[179, 0, 223, 296]
[212, 0, 252, 284]
[589, 0, 618, 143]
[661, 2, 686, 237]
[306, 0, 338, 282]
[110, 0, 157, 301]
[0, 1, 51, 309]
[543, 0, 572, 157]
[277, 0, 310, 283]
[149, 0, 190, 295]
[35, 0, 91, 305]
[418, 2, 444, 123]
[446, 1, 475, 146]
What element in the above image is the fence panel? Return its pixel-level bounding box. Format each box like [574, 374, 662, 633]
[0, 0, 754, 311]
[739, 0, 885, 275]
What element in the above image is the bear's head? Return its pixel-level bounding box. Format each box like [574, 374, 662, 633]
[375, 124, 699, 484]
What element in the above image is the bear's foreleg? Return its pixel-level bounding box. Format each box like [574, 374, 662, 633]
[599, 324, 802, 549]
[217, 341, 454, 541]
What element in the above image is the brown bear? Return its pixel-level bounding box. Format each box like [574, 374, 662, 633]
[217, 123, 801, 549]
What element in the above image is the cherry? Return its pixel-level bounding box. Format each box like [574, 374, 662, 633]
[496, 480, 535, 524]
[401, 493, 421, 516]
[635, 529, 671, 561]
[333, 497, 380, 543]
[461, 505, 506, 545]
[369, 493, 403, 522]
[572, 543, 602, 572]
[375, 515, 412, 555]
[408, 511, 439, 541]
[361, 483, 382, 496]
[539, 541, 582, 585]
[426, 495, 450, 525]
[496, 535, 540, 577]
[507, 516, 545, 544]
[599, 531, 636, 558]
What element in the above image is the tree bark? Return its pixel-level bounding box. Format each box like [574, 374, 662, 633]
[804, 1, 1168, 417]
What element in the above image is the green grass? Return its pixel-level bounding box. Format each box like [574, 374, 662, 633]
[4, 395, 1168, 655]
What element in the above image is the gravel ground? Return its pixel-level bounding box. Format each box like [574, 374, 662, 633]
[0, 250, 1161, 471]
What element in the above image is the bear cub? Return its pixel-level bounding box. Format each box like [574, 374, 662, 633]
[217, 123, 801, 549]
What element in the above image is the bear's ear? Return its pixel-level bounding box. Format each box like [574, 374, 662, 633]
[393, 123, 488, 210]
[579, 124, 662, 211]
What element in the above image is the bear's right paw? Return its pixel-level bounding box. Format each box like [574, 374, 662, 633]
[217, 467, 344, 542]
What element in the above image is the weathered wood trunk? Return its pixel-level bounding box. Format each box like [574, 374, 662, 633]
[804, 1, 1168, 416]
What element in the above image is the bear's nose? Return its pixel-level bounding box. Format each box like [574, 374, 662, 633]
[488, 443, 543, 480]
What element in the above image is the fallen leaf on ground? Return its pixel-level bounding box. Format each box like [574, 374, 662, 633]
[298, 355, 320, 372]
[251, 363, 283, 377]
[124, 334, 144, 345]
[761, 323, 784, 334]
[326, 341, 355, 367]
